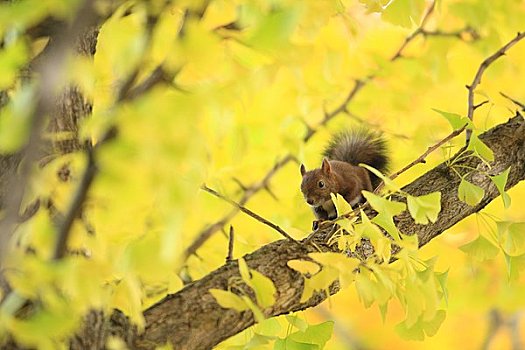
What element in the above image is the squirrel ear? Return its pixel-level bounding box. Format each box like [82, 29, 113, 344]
[321, 158, 331, 174]
[300, 164, 306, 176]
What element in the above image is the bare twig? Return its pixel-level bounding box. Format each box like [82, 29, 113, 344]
[226, 226, 234, 263]
[200, 185, 298, 243]
[184, 154, 295, 258]
[383, 32, 525, 184]
[466, 32, 525, 140]
[500, 91, 525, 110]
[421, 26, 479, 41]
[391, 1, 436, 61]
[52, 147, 98, 259]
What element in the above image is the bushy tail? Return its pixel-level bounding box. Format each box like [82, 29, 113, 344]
[323, 128, 389, 188]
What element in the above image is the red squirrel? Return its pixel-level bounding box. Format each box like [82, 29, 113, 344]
[300, 129, 389, 221]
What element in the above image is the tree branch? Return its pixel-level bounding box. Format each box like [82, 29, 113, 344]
[466, 32, 525, 139]
[71, 113, 525, 350]
[201, 185, 298, 243]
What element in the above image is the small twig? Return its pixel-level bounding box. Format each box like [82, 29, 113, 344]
[184, 154, 295, 258]
[387, 124, 468, 183]
[226, 226, 234, 263]
[391, 1, 435, 61]
[473, 100, 490, 111]
[421, 26, 479, 41]
[201, 185, 298, 243]
[466, 32, 525, 140]
[500, 92, 525, 110]
[52, 147, 98, 260]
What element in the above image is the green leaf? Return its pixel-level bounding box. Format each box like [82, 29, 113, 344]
[286, 314, 309, 332]
[372, 213, 401, 241]
[497, 222, 525, 256]
[309, 252, 360, 288]
[467, 133, 494, 162]
[209, 289, 248, 312]
[287, 321, 334, 349]
[432, 109, 471, 130]
[238, 258, 251, 283]
[300, 266, 338, 303]
[490, 168, 511, 208]
[360, 163, 401, 192]
[503, 252, 525, 281]
[396, 310, 446, 340]
[362, 191, 406, 217]
[250, 269, 276, 308]
[254, 318, 281, 337]
[287, 260, 321, 275]
[435, 270, 449, 306]
[407, 192, 442, 224]
[238, 258, 276, 308]
[241, 295, 266, 323]
[359, 0, 390, 13]
[244, 333, 273, 348]
[246, 8, 300, 51]
[457, 178, 484, 206]
[382, 0, 426, 28]
[459, 235, 499, 261]
[274, 338, 318, 350]
[330, 193, 352, 216]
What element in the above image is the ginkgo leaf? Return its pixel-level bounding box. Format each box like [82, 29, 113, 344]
[286, 315, 309, 332]
[497, 221, 525, 256]
[407, 192, 441, 224]
[209, 289, 248, 312]
[459, 235, 499, 261]
[458, 178, 484, 206]
[287, 260, 321, 275]
[360, 163, 401, 192]
[300, 266, 338, 303]
[467, 132, 494, 162]
[396, 309, 446, 340]
[330, 193, 353, 216]
[362, 191, 406, 216]
[432, 109, 471, 130]
[286, 321, 334, 349]
[250, 269, 276, 308]
[490, 167, 511, 208]
[382, 0, 426, 28]
[238, 258, 251, 285]
[238, 258, 276, 308]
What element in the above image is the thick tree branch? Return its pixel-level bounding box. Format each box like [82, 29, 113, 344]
[71, 113, 525, 350]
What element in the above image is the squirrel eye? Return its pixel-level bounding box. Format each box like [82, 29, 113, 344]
[318, 180, 325, 188]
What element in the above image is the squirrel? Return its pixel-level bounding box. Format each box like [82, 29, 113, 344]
[300, 129, 389, 222]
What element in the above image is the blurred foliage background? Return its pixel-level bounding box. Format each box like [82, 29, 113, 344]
[0, 0, 525, 348]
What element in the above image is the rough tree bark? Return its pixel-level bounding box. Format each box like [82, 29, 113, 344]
[66, 113, 525, 349]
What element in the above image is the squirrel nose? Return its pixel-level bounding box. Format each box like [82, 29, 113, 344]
[306, 199, 314, 205]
